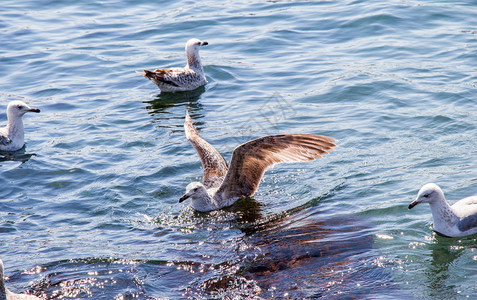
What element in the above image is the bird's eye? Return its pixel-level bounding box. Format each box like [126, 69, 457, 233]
[17, 105, 23, 109]
[423, 193, 429, 198]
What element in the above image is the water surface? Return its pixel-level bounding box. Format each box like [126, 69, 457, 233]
[1, 0, 477, 298]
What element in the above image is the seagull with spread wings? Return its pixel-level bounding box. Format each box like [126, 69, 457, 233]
[179, 112, 336, 212]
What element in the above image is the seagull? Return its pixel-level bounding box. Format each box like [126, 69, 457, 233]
[0, 101, 40, 152]
[0, 259, 41, 300]
[408, 183, 477, 237]
[179, 112, 336, 212]
[137, 38, 208, 92]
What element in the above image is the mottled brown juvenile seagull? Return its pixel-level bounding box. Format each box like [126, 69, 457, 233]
[137, 38, 208, 92]
[179, 112, 336, 212]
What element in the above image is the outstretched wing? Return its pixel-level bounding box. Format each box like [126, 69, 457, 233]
[184, 112, 228, 188]
[215, 134, 336, 199]
[139, 68, 202, 88]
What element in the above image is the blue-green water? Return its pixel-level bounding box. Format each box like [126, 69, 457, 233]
[1, 0, 477, 298]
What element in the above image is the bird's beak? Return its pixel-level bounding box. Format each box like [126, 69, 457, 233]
[179, 194, 190, 203]
[408, 200, 419, 209]
[28, 107, 40, 113]
[201, 41, 208, 46]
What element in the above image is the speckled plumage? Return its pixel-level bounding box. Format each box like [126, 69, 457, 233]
[409, 183, 477, 237]
[138, 38, 208, 92]
[179, 112, 336, 212]
[183, 112, 228, 189]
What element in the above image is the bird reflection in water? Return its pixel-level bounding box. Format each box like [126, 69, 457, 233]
[0, 147, 35, 164]
[143, 86, 206, 116]
[423, 236, 473, 297]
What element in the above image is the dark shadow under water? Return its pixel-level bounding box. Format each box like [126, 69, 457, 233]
[195, 213, 407, 299]
[24, 195, 409, 299]
[182, 191, 409, 299]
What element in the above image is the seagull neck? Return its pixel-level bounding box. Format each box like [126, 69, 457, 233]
[6, 115, 24, 138]
[193, 193, 217, 212]
[429, 197, 458, 231]
[186, 53, 203, 73]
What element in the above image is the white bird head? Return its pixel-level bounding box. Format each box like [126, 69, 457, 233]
[409, 183, 445, 209]
[179, 182, 213, 211]
[185, 38, 208, 56]
[7, 100, 40, 119]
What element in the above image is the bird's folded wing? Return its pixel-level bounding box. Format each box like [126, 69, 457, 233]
[454, 196, 477, 232]
[0, 134, 11, 146]
[458, 214, 477, 232]
[143, 68, 201, 88]
[184, 112, 228, 188]
[216, 134, 336, 199]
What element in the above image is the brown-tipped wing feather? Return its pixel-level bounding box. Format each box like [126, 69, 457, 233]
[143, 69, 180, 87]
[216, 134, 336, 199]
[184, 112, 228, 188]
[141, 68, 204, 90]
